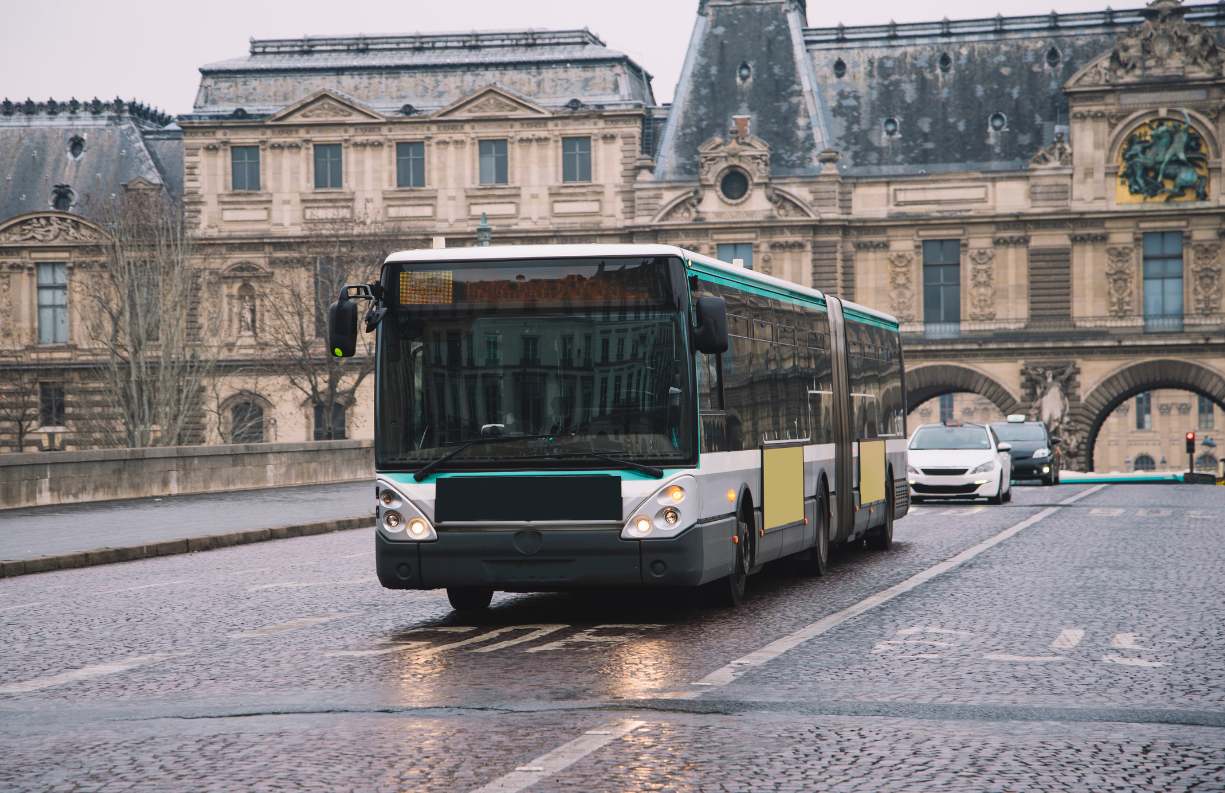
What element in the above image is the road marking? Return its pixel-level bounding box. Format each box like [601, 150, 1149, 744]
[897, 626, 972, 637]
[470, 720, 645, 793]
[229, 612, 355, 639]
[1136, 508, 1172, 517]
[1185, 510, 1215, 520]
[525, 624, 665, 653]
[470, 625, 568, 653]
[98, 581, 184, 595]
[0, 653, 178, 695]
[1051, 628, 1085, 650]
[692, 484, 1108, 688]
[0, 602, 45, 613]
[984, 653, 1064, 663]
[1102, 654, 1165, 668]
[247, 578, 371, 592]
[1109, 633, 1152, 650]
[1089, 508, 1125, 517]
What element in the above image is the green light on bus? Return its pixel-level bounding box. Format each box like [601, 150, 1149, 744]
[332, 347, 343, 357]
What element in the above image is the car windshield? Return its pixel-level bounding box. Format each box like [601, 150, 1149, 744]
[910, 426, 993, 450]
[375, 256, 694, 471]
[991, 422, 1048, 442]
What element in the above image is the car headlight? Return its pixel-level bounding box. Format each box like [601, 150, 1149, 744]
[906, 464, 920, 476]
[377, 480, 436, 542]
[969, 460, 996, 475]
[621, 476, 698, 540]
[1032, 447, 1051, 459]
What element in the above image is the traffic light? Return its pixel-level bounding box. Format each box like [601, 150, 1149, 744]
[1186, 431, 1196, 454]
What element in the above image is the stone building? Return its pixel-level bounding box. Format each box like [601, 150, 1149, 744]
[2, 0, 1224, 469]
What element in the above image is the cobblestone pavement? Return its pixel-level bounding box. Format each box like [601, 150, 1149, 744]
[0, 481, 371, 560]
[1, 483, 1223, 791]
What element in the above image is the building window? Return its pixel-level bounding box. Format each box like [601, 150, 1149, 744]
[479, 140, 508, 185]
[231, 145, 261, 191]
[37, 262, 68, 345]
[923, 240, 960, 337]
[313, 143, 343, 189]
[313, 401, 347, 440]
[230, 400, 265, 444]
[396, 142, 425, 188]
[1133, 453, 1156, 472]
[1199, 395, 1215, 430]
[718, 169, 750, 202]
[51, 184, 74, 211]
[521, 336, 539, 365]
[562, 137, 591, 183]
[716, 243, 754, 270]
[939, 393, 955, 424]
[485, 334, 501, 365]
[1135, 391, 1152, 430]
[1142, 231, 1183, 331]
[39, 383, 65, 428]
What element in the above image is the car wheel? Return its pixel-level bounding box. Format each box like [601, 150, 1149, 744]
[800, 494, 829, 577]
[446, 587, 493, 614]
[988, 473, 1005, 505]
[1003, 484, 1012, 503]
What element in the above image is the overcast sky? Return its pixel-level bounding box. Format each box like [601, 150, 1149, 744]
[3, 0, 1142, 114]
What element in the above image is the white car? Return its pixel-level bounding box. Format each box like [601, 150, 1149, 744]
[906, 422, 1013, 504]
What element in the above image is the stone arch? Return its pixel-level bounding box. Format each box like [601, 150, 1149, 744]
[904, 364, 1023, 422]
[220, 390, 274, 445]
[1071, 359, 1225, 471]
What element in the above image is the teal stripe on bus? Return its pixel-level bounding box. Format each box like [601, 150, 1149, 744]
[686, 261, 827, 309]
[842, 307, 900, 331]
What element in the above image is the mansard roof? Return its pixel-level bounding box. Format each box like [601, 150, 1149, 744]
[656, 0, 1225, 180]
[190, 28, 655, 118]
[0, 99, 182, 224]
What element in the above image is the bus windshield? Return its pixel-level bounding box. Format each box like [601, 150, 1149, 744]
[376, 256, 694, 472]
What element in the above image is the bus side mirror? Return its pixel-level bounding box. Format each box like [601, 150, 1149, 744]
[328, 293, 359, 358]
[693, 296, 729, 355]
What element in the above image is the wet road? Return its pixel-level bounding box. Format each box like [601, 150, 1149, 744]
[2, 483, 1224, 791]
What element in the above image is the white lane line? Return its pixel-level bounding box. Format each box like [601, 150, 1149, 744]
[692, 484, 1108, 688]
[247, 578, 372, 592]
[525, 624, 665, 653]
[1051, 628, 1085, 650]
[0, 602, 45, 613]
[0, 653, 178, 695]
[326, 626, 491, 658]
[99, 581, 184, 595]
[897, 626, 973, 637]
[1102, 654, 1165, 668]
[470, 720, 645, 793]
[470, 625, 569, 653]
[984, 653, 1064, 663]
[1109, 632, 1152, 650]
[229, 612, 356, 639]
[1089, 508, 1125, 517]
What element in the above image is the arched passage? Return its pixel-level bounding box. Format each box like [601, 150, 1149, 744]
[905, 364, 1023, 420]
[1072, 359, 1225, 471]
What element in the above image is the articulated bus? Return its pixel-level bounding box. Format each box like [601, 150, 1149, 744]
[328, 244, 908, 612]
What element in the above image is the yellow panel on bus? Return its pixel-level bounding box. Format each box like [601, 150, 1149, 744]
[859, 439, 887, 505]
[762, 444, 805, 530]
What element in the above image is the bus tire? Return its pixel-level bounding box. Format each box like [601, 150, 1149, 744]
[800, 492, 830, 577]
[706, 509, 750, 607]
[447, 587, 493, 613]
[866, 472, 894, 551]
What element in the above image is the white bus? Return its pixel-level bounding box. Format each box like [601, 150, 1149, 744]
[329, 244, 909, 611]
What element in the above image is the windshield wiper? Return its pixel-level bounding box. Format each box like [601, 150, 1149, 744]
[553, 449, 664, 479]
[413, 433, 552, 481]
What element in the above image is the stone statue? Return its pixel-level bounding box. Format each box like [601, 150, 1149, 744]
[239, 291, 256, 335]
[1120, 112, 1208, 201]
[1038, 369, 1070, 435]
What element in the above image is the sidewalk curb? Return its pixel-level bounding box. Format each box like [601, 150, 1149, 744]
[0, 517, 372, 579]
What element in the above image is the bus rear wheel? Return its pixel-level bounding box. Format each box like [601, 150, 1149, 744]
[447, 587, 493, 613]
[799, 494, 829, 577]
[866, 476, 894, 551]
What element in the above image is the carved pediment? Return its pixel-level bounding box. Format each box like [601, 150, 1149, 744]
[1029, 132, 1073, 169]
[434, 87, 550, 119]
[222, 260, 272, 279]
[270, 90, 384, 123]
[1067, 0, 1224, 89]
[652, 188, 703, 224]
[698, 133, 771, 184]
[0, 213, 105, 244]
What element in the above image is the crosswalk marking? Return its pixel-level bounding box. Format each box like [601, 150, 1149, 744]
[1050, 628, 1085, 650]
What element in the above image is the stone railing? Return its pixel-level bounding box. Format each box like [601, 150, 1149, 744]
[901, 314, 1225, 343]
[0, 439, 373, 510]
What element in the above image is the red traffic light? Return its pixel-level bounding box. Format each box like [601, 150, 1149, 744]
[1187, 431, 1196, 441]
[1186, 431, 1197, 454]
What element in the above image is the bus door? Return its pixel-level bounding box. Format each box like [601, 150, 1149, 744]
[826, 296, 854, 541]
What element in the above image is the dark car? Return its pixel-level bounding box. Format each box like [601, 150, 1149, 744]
[990, 416, 1061, 485]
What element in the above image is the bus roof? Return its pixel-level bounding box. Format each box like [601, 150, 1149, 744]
[383, 243, 898, 326]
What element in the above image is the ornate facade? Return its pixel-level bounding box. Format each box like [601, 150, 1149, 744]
[2, 0, 1224, 469]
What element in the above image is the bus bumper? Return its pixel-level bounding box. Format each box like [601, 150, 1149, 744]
[375, 517, 736, 591]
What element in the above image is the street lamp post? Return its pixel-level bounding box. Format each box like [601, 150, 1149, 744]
[476, 212, 492, 247]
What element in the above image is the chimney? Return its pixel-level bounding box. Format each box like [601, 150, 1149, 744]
[731, 115, 750, 141]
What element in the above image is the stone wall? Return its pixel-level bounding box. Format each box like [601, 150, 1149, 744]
[0, 440, 373, 509]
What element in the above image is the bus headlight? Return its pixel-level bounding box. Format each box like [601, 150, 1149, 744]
[376, 479, 437, 542]
[384, 511, 403, 531]
[622, 476, 698, 540]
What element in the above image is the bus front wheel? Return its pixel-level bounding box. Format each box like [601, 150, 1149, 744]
[706, 510, 750, 607]
[447, 587, 493, 613]
[866, 474, 895, 551]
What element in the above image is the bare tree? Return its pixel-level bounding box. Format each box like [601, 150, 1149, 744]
[0, 368, 42, 452]
[75, 187, 219, 447]
[258, 218, 393, 442]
